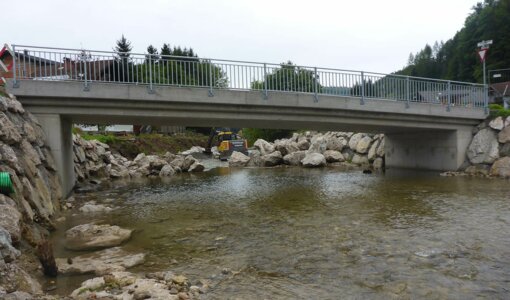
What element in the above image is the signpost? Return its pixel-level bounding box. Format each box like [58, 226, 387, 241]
[478, 40, 492, 114]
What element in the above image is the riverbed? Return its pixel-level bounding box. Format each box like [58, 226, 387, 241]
[49, 166, 510, 299]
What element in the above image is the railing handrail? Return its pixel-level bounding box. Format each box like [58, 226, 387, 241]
[12, 44, 484, 87]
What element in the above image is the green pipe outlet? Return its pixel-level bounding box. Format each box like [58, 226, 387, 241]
[0, 172, 14, 195]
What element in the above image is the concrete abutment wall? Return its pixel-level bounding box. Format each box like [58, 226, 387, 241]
[34, 113, 75, 196]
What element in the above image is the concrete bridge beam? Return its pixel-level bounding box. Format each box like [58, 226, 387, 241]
[34, 113, 75, 196]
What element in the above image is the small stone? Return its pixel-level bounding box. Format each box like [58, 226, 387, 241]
[172, 275, 188, 285]
[489, 116, 504, 130]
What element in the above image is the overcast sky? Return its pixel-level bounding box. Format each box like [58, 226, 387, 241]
[6, 0, 478, 74]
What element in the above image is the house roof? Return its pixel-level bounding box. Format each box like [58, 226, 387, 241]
[0, 46, 59, 65]
[490, 81, 510, 97]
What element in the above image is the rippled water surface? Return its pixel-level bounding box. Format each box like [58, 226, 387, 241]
[51, 166, 510, 299]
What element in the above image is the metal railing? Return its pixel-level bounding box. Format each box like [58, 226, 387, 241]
[11, 45, 487, 110]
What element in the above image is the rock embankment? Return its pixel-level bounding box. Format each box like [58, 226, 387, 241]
[0, 96, 62, 298]
[73, 134, 205, 183]
[458, 116, 510, 178]
[230, 131, 385, 170]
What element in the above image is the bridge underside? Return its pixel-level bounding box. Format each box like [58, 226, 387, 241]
[8, 80, 484, 195]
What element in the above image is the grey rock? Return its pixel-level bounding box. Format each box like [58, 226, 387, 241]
[261, 151, 283, 167]
[373, 157, 384, 170]
[352, 154, 369, 166]
[307, 136, 327, 154]
[188, 161, 205, 172]
[159, 164, 176, 177]
[465, 164, 491, 176]
[499, 143, 510, 157]
[489, 117, 504, 130]
[348, 133, 364, 151]
[65, 224, 132, 251]
[490, 157, 510, 178]
[254, 139, 275, 155]
[498, 126, 510, 143]
[0, 226, 20, 263]
[323, 150, 344, 163]
[467, 128, 499, 164]
[301, 153, 326, 168]
[283, 151, 306, 166]
[57, 247, 145, 275]
[356, 136, 373, 154]
[0, 205, 21, 244]
[229, 151, 250, 167]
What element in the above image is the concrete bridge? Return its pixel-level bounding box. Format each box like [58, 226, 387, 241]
[5, 45, 487, 195]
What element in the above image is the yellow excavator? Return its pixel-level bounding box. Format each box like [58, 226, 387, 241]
[204, 128, 248, 161]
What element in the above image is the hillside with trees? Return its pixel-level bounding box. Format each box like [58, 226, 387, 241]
[396, 0, 510, 82]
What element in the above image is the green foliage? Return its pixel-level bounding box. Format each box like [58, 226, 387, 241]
[251, 61, 321, 93]
[395, 0, 510, 82]
[489, 103, 510, 117]
[242, 128, 292, 145]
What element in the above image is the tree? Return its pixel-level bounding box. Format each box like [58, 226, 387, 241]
[114, 34, 132, 60]
[108, 34, 133, 82]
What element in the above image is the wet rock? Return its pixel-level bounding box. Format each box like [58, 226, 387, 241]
[301, 153, 326, 168]
[159, 164, 176, 177]
[188, 161, 205, 172]
[490, 157, 510, 178]
[65, 224, 132, 251]
[261, 151, 283, 167]
[283, 151, 306, 166]
[500, 143, 510, 157]
[0, 263, 42, 295]
[465, 164, 491, 176]
[254, 139, 275, 155]
[467, 128, 499, 164]
[247, 150, 262, 167]
[489, 116, 504, 130]
[323, 150, 344, 163]
[57, 248, 145, 275]
[79, 202, 113, 213]
[373, 157, 384, 170]
[229, 151, 251, 167]
[352, 154, 369, 166]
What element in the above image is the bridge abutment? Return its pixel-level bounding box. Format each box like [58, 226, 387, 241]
[385, 128, 472, 171]
[35, 113, 75, 196]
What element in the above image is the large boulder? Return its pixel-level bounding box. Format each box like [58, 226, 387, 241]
[498, 126, 510, 143]
[188, 161, 205, 172]
[490, 157, 510, 178]
[355, 136, 373, 154]
[326, 137, 347, 151]
[373, 157, 384, 170]
[283, 151, 306, 166]
[296, 139, 310, 151]
[500, 143, 510, 157]
[376, 137, 385, 157]
[352, 154, 369, 166]
[229, 151, 251, 167]
[323, 150, 344, 163]
[159, 164, 176, 177]
[301, 153, 326, 168]
[65, 224, 132, 251]
[0, 112, 22, 144]
[489, 117, 504, 130]
[247, 150, 262, 167]
[179, 146, 205, 156]
[57, 247, 145, 275]
[467, 128, 499, 164]
[254, 139, 275, 155]
[0, 226, 20, 263]
[348, 133, 364, 151]
[261, 151, 283, 167]
[307, 136, 327, 154]
[367, 140, 380, 161]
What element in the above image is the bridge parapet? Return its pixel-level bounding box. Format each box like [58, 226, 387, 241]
[10, 45, 487, 112]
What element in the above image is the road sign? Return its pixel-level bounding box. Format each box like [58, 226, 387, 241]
[477, 40, 493, 49]
[478, 48, 488, 62]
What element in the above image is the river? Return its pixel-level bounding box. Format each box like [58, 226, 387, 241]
[49, 166, 510, 299]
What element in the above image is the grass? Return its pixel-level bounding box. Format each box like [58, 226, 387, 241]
[73, 128, 209, 159]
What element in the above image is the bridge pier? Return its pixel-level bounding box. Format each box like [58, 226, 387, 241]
[34, 113, 75, 196]
[385, 128, 472, 171]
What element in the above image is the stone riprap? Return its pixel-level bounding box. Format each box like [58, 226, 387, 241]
[229, 131, 386, 170]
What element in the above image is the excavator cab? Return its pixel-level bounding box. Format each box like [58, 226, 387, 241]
[204, 128, 248, 160]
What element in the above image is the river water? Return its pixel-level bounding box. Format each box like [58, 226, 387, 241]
[50, 166, 510, 299]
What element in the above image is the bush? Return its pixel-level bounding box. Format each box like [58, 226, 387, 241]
[242, 128, 293, 146]
[489, 104, 510, 118]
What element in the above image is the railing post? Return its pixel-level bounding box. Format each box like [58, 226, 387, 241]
[148, 54, 154, 94]
[313, 67, 318, 102]
[446, 80, 451, 112]
[405, 76, 410, 108]
[208, 62, 214, 97]
[360, 71, 365, 105]
[83, 59, 90, 91]
[484, 84, 489, 115]
[12, 45, 19, 88]
[263, 63, 268, 100]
